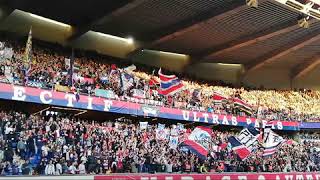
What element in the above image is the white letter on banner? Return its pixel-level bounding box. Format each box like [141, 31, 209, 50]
[182, 111, 190, 120]
[238, 176, 247, 180]
[65, 94, 76, 107]
[306, 175, 313, 180]
[39, 91, 52, 104]
[277, 121, 283, 130]
[181, 177, 193, 180]
[222, 176, 231, 180]
[276, 175, 281, 180]
[258, 175, 266, 180]
[262, 120, 267, 128]
[232, 116, 238, 126]
[296, 175, 304, 180]
[12, 86, 26, 101]
[255, 120, 260, 128]
[246, 118, 252, 125]
[203, 113, 209, 123]
[285, 175, 294, 180]
[150, 177, 157, 180]
[222, 116, 229, 125]
[104, 100, 112, 111]
[206, 176, 211, 180]
[212, 114, 219, 124]
[193, 112, 200, 122]
[316, 174, 320, 180]
[296, 174, 304, 180]
[87, 97, 93, 109]
[165, 177, 174, 180]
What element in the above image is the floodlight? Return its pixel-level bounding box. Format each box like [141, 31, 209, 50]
[246, 0, 258, 8]
[127, 37, 134, 44]
[29, 13, 71, 28]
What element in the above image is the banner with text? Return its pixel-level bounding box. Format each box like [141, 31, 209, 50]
[0, 83, 299, 131]
[94, 172, 320, 180]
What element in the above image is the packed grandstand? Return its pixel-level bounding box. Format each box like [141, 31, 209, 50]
[0, 0, 320, 179]
[0, 36, 318, 177]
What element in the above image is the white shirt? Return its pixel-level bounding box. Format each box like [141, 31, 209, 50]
[55, 163, 62, 175]
[5, 127, 13, 135]
[68, 165, 77, 174]
[78, 164, 86, 174]
[41, 146, 49, 157]
[45, 164, 55, 175]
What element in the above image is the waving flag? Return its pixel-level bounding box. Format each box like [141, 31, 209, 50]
[149, 77, 160, 87]
[228, 125, 261, 160]
[212, 92, 228, 105]
[158, 68, 184, 96]
[124, 64, 136, 73]
[263, 122, 285, 157]
[24, 27, 32, 66]
[23, 27, 33, 82]
[192, 89, 202, 101]
[120, 71, 134, 91]
[233, 98, 253, 115]
[181, 126, 212, 159]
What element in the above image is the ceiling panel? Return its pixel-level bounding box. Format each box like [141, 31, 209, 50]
[95, 0, 238, 38]
[206, 21, 320, 64]
[7, 0, 131, 25]
[153, 0, 299, 54]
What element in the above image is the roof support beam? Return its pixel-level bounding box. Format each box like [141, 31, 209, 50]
[67, 0, 148, 42]
[198, 19, 316, 60]
[291, 55, 320, 80]
[245, 31, 320, 75]
[127, 1, 268, 58]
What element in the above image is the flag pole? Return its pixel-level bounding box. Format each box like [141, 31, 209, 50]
[147, 69, 155, 98]
[69, 48, 74, 87]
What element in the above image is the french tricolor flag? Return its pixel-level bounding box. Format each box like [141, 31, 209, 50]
[182, 126, 212, 159]
[228, 125, 261, 160]
[228, 136, 251, 160]
[158, 68, 184, 96]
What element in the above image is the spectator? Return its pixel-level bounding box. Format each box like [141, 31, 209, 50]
[78, 161, 86, 174]
[45, 160, 55, 175]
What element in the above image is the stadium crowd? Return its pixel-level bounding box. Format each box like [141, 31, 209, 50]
[0, 110, 319, 176]
[1, 38, 320, 123]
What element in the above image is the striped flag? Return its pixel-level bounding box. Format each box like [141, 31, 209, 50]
[181, 126, 212, 159]
[228, 124, 261, 160]
[212, 92, 228, 105]
[263, 122, 285, 157]
[233, 98, 253, 115]
[158, 68, 184, 96]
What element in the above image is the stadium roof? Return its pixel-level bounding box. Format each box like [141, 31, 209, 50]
[1, 0, 320, 89]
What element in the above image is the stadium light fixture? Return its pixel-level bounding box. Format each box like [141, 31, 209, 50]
[127, 37, 134, 44]
[297, 14, 310, 28]
[217, 63, 242, 67]
[158, 51, 188, 57]
[29, 13, 71, 28]
[94, 31, 133, 43]
[246, 0, 258, 8]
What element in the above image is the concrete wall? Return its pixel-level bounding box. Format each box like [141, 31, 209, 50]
[71, 31, 136, 59]
[185, 63, 243, 84]
[243, 68, 292, 89]
[131, 50, 190, 72]
[0, 10, 73, 44]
